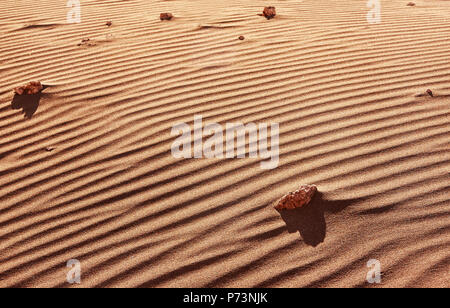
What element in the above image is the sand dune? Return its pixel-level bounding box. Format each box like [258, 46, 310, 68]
[0, 0, 448, 288]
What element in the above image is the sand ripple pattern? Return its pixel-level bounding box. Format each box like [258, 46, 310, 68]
[0, 0, 448, 287]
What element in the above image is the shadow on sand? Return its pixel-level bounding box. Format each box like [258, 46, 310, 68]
[278, 191, 363, 247]
[11, 89, 46, 119]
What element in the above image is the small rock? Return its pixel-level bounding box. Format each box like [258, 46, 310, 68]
[106, 21, 112, 27]
[275, 185, 318, 211]
[407, 2, 416, 6]
[239, 36, 245, 41]
[45, 147, 55, 152]
[263, 7, 277, 20]
[160, 13, 174, 21]
[78, 38, 96, 47]
[14, 81, 43, 96]
[426, 89, 434, 97]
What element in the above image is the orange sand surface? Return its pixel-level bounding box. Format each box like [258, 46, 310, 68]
[0, 0, 448, 287]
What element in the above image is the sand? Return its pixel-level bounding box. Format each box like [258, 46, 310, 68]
[0, 0, 448, 288]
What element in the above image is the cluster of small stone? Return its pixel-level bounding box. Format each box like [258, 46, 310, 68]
[77, 38, 96, 47]
[159, 7, 276, 41]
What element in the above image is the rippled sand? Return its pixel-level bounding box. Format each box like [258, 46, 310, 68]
[0, 0, 448, 287]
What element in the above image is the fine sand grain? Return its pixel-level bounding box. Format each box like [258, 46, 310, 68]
[0, 0, 448, 287]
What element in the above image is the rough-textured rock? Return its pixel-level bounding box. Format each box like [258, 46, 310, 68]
[426, 89, 434, 97]
[263, 7, 276, 20]
[160, 13, 174, 21]
[106, 21, 112, 27]
[275, 185, 318, 210]
[14, 81, 43, 96]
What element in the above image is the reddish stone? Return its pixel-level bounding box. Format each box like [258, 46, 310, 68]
[14, 81, 43, 96]
[263, 7, 276, 20]
[160, 13, 174, 21]
[275, 185, 318, 210]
